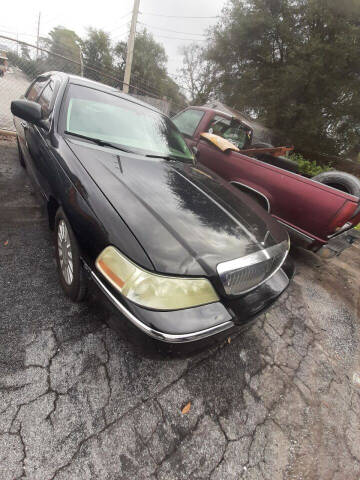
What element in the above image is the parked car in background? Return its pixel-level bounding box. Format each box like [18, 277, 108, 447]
[11, 72, 294, 343]
[0, 51, 8, 77]
[173, 106, 360, 257]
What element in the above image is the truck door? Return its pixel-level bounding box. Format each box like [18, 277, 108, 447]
[195, 115, 251, 176]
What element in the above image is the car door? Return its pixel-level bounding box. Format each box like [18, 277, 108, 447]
[25, 77, 60, 199]
[15, 76, 49, 181]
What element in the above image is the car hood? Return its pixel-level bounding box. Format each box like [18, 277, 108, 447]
[68, 139, 288, 276]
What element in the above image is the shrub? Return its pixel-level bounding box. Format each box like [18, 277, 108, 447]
[288, 153, 332, 177]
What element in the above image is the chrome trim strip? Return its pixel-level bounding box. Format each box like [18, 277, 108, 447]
[89, 269, 234, 343]
[217, 240, 289, 296]
[231, 181, 271, 213]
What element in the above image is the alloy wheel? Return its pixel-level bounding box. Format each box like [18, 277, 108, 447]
[57, 219, 74, 285]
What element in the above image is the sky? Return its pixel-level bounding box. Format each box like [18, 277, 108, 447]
[0, 0, 226, 77]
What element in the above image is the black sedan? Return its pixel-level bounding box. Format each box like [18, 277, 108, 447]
[11, 72, 294, 343]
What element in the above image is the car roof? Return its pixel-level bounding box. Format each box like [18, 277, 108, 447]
[40, 71, 163, 115]
[182, 105, 233, 120]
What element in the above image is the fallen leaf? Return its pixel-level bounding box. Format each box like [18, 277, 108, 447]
[4, 240, 8, 246]
[227, 337, 231, 344]
[181, 402, 191, 414]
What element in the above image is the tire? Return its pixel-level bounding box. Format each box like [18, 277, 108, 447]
[312, 170, 360, 198]
[54, 207, 87, 302]
[16, 137, 26, 168]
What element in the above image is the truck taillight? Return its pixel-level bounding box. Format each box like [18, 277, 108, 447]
[329, 200, 359, 234]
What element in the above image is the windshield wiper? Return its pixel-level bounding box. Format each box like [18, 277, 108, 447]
[145, 153, 190, 161]
[64, 131, 134, 153]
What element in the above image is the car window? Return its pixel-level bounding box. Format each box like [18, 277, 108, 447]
[62, 84, 194, 161]
[207, 115, 251, 149]
[172, 109, 204, 137]
[38, 80, 55, 117]
[26, 77, 48, 102]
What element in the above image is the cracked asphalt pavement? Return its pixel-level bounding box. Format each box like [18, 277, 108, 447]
[1, 137, 360, 479]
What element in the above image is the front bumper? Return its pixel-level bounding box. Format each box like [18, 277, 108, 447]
[89, 256, 294, 343]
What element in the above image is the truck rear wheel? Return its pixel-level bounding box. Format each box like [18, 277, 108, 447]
[312, 171, 360, 198]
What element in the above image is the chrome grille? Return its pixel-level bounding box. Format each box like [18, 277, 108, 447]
[217, 240, 289, 296]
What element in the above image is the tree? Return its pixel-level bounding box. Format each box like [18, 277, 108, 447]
[114, 29, 186, 110]
[177, 43, 216, 105]
[114, 29, 167, 91]
[82, 28, 114, 83]
[44, 27, 82, 74]
[206, 0, 360, 155]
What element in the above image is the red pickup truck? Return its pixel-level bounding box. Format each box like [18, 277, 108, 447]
[172, 106, 360, 256]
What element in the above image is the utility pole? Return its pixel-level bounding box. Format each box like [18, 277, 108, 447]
[79, 44, 84, 76]
[123, 0, 140, 94]
[36, 12, 41, 60]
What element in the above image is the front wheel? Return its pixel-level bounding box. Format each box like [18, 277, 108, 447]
[54, 207, 87, 301]
[16, 137, 26, 168]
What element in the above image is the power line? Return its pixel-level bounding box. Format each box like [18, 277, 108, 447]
[149, 33, 206, 42]
[108, 23, 130, 35]
[111, 32, 129, 43]
[107, 15, 133, 34]
[137, 21, 206, 37]
[109, 26, 129, 35]
[139, 12, 219, 19]
[117, 10, 133, 20]
[0, 28, 37, 38]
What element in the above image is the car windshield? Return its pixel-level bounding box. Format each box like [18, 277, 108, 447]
[63, 84, 193, 161]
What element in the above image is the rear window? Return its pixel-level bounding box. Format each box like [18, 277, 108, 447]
[207, 115, 251, 149]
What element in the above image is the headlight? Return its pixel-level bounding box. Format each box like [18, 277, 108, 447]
[95, 246, 219, 310]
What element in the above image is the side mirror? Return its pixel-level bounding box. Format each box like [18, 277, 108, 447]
[11, 99, 45, 127]
[192, 145, 199, 165]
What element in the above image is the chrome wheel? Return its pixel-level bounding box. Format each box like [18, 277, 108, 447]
[57, 219, 74, 285]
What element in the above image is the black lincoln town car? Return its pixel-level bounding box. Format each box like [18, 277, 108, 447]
[11, 72, 294, 343]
